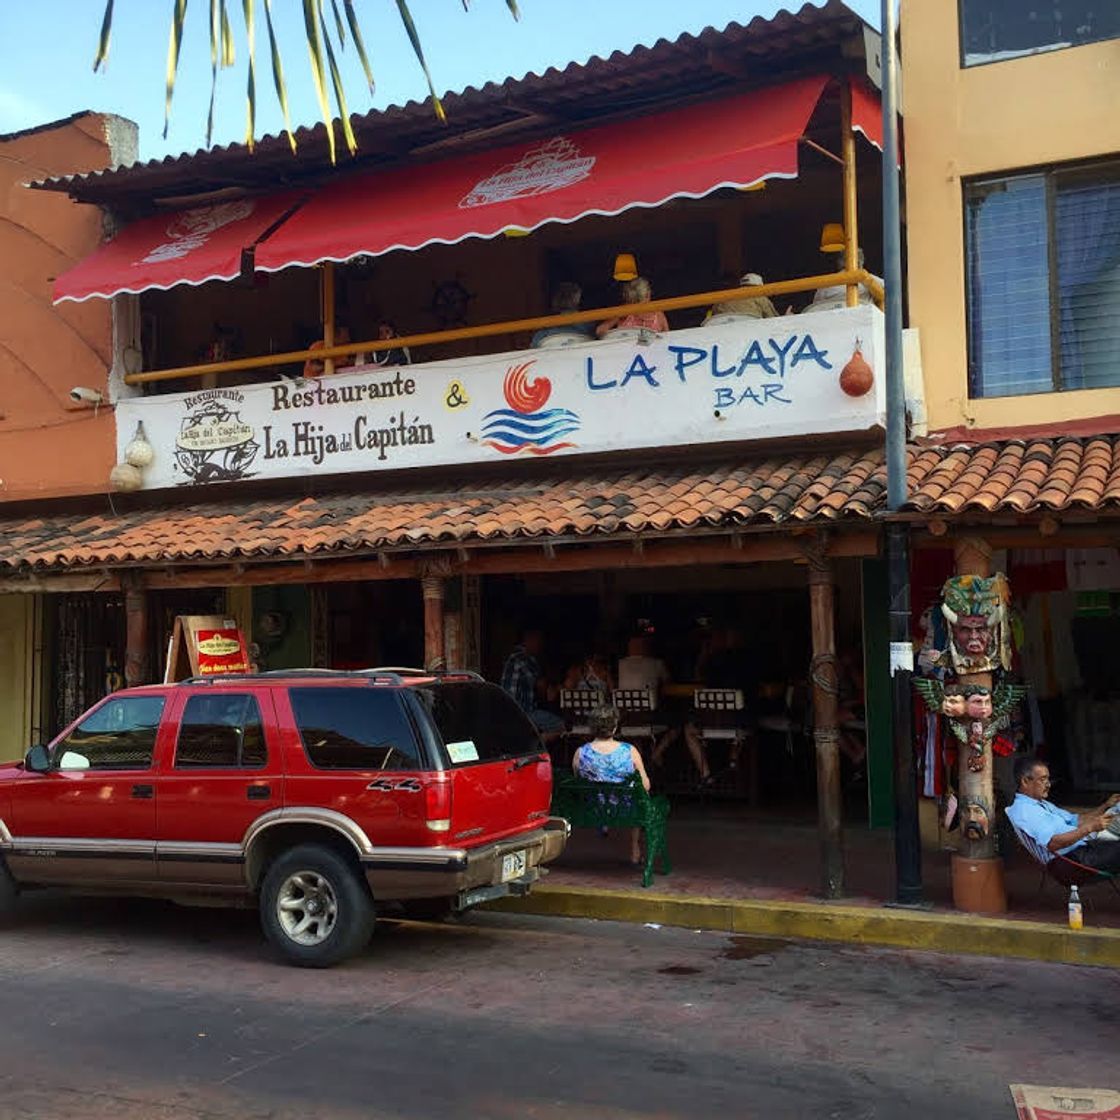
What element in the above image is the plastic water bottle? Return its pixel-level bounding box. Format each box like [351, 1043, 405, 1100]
[1068, 885, 1083, 930]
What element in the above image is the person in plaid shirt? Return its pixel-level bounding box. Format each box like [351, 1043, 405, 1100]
[501, 629, 565, 743]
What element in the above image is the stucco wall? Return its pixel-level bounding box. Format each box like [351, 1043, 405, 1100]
[902, 0, 1120, 432]
[0, 113, 136, 502]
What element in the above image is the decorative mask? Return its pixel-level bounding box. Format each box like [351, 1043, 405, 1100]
[940, 573, 1012, 675]
[941, 688, 966, 718]
[962, 798, 990, 842]
[964, 689, 993, 720]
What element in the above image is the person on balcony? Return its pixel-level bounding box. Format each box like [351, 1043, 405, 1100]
[1006, 756, 1120, 871]
[369, 321, 411, 368]
[808, 248, 882, 313]
[706, 272, 780, 322]
[595, 277, 669, 338]
[530, 282, 594, 348]
[303, 327, 355, 378]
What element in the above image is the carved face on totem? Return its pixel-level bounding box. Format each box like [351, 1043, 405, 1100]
[941, 689, 967, 718]
[963, 798, 990, 841]
[952, 616, 994, 661]
[940, 573, 1012, 675]
[965, 690, 993, 720]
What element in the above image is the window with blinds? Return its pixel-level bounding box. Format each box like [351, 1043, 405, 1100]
[960, 1, 1120, 66]
[965, 161, 1120, 398]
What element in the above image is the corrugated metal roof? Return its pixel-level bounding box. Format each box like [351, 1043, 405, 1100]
[33, 1, 873, 210]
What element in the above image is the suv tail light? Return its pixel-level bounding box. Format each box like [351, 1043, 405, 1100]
[425, 777, 452, 833]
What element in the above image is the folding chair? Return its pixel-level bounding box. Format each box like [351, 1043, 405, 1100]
[694, 688, 756, 806]
[1006, 813, 1120, 906]
[612, 689, 666, 758]
[558, 688, 605, 764]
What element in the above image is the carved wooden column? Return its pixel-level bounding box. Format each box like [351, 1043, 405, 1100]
[122, 572, 149, 688]
[950, 537, 1007, 912]
[806, 538, 845, 899]
[420, 559, 452, 673]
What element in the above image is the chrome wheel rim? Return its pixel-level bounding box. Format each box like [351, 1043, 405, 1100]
[276, 870, 339, 947]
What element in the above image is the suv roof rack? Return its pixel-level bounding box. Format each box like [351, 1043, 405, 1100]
[362, 666, 486, 682]
[175, 667, 486, 687]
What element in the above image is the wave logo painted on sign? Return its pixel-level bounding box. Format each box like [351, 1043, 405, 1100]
[481, 361, 580, 456]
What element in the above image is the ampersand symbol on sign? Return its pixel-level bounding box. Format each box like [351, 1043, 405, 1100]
[444, 380, 469, 409]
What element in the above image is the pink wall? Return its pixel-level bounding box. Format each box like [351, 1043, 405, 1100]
[0, 113, 133, 503]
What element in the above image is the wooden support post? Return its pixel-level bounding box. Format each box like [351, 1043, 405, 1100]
[840, 81, 860, 309]
[322, 262, 336, 377]
[122, 573, 149, 688]
[807, 542, 845, 899]
[421, 575, 446, 673]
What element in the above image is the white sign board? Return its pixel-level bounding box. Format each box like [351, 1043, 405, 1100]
[116, 306, 886, 491]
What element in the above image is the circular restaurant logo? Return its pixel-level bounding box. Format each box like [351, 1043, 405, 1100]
[174, 394, 259, 484]
[459, 138, 596, 209]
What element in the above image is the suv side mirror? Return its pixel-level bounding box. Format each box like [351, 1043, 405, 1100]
[24, 744, 50, 773]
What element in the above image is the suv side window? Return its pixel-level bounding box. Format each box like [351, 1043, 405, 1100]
[54, 695, 166, 771]
[289, 687, 421, 771]
[175, 694, 267, 769]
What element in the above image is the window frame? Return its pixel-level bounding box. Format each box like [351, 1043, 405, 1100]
[963, 157, 1120, 399]
[288, 685, 428, 772]
[51, 694, 166, 772]
[173, 692, 268, 770]
[958, 0, 1120, 68]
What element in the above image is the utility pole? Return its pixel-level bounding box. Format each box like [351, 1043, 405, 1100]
[881, 0, 923, 905]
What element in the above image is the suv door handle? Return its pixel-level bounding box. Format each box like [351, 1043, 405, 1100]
[247, 785, 272, 800]
[131, 784, 154, 799]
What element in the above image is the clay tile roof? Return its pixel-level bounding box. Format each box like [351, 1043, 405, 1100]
[3, 435, 1120, 573]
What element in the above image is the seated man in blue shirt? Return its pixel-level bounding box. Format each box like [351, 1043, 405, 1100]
[1006, 756, 1120, 872]
[500, 628, 565, 744]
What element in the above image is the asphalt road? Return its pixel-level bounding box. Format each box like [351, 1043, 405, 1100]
[0, 894, 1115, 1120]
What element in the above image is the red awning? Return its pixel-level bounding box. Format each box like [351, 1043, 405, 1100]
[255, 75, 829, 272]
[53, 192, 301, 303]
[850, 77, 884, 152]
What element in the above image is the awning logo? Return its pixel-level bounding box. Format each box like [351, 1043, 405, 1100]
[481, 361, 580, 455]
[459, 138, 595, 208]
[139, 200, 255, 265]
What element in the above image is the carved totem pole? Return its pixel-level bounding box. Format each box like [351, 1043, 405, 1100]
[914, 540, 1024, 908]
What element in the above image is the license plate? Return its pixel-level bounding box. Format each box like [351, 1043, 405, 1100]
[501, 850, 527, 882]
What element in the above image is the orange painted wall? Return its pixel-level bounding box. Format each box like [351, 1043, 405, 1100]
[0, 113, 134, 503]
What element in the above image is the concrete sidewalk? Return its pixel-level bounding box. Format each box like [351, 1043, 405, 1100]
[488, 883, 1120, 968]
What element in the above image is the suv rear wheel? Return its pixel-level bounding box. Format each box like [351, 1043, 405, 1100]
[260, 844, 375, 967]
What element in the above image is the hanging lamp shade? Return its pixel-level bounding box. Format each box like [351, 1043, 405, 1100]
[613, 252, 638, 281]
[819, 222, 845, 253]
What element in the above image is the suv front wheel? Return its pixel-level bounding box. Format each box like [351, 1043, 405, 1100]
[260, 844, 375, 967]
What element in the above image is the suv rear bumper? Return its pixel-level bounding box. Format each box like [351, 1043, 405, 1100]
[360, 817, 569, 903]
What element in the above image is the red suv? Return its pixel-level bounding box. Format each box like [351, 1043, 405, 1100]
[0, 670, 567, 966]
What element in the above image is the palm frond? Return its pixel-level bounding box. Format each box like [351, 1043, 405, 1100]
[505, 0, 521, 19]
[322, 19, 357, 157]
[163, 0, 188, 140]
[342, 0, 374, 93]
[93, 0, 114, 71]
[328, 0, 346, 46]
[302, 0, 337, 163]
[242, 0, 256, 150]
[395, 0, 445, 123]
[263, 0, 296, 153]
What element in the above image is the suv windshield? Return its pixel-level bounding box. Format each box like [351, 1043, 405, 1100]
[414, 681, 542, 766]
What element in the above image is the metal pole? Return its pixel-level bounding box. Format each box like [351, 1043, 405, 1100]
[881, 0, 923, 905]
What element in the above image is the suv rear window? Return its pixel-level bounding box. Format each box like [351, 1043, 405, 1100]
[414, 682, 541, 766]
[289, 687, 421, 770]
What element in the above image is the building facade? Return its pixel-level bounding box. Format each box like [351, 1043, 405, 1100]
[901, 0, 1120, 897]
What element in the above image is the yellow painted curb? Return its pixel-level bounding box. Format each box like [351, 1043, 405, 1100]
[485, 884, 1120, 968]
